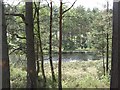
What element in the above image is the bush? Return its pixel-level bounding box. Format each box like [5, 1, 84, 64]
[10, 67, 27, 88]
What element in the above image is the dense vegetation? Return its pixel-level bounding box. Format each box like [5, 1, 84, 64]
[6, 2, 112, 54]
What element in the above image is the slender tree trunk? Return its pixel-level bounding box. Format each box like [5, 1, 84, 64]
[102, 28, 105, 76]
[58, 0, 62, 89]
[36, 4, 46, 86]
[102, 52, 105, 76]
[1, 2, 10, 88]
[25, 2, 37, 88]
[39, 36, 46, 87]
[106, 33, 109, 74]
[106, 1, 109, 74]
[49, 0, 56, 82]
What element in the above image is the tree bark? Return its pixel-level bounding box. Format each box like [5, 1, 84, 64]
[58, 1, 62, 89]
[106, 1, 109, 74]
[25, 2, 37, 88]
[110, 1, 120, 89]
[106, 33, 109, 74]
[1, 2, 10, 89]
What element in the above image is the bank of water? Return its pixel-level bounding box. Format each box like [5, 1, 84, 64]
[10, 51, 101, 64]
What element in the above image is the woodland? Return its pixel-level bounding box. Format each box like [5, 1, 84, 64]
[1, 0, 114, 89]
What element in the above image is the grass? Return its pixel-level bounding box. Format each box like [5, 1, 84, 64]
[10, 59, 110, 88]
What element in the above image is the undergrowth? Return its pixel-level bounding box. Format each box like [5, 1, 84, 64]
[10, 60, 110, 88]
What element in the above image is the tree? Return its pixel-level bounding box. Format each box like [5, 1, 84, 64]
[25, 2, 37, 88]
[49, 0, 56, 82]
[110, 1, 120, 88]
[58, 0, 77, 89]
[106, 1, 110, 74]
[58, 0, 63, 89]
[1, 1, 10, 88]
[35, 2, 46, 86]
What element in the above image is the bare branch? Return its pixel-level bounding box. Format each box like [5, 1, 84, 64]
[13, 33, 26, 39]
[9, 47, 22, 55]
[5, 13, 25, 23]
[33, 2, 37, 21]
[62, 0, 77, 15]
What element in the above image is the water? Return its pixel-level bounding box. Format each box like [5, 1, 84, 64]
[44, 52, 101, 63]
[10, 52, 101, 64]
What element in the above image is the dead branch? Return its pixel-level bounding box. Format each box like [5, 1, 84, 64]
[62, 0, 77, 15]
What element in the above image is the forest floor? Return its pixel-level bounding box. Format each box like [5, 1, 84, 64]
[10, 59, 110, 88]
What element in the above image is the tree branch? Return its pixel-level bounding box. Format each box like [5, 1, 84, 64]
[13, 33, 26, 39]
[9, 47, 22, 55]
[5, 13, 25, 23]
[33, 2, 38, 21]
[62, 0, 77, 15]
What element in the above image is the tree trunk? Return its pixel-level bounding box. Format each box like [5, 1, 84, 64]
[49, 0, 56, 82]
[110, 1, 120, 89]
[25, 2, 37, 88]
[106, 33, 109, 74]
[102, 51, 105, 76]
[36, 4, 46, 86]
[1, 2, 10, 88]
[102, 29, 105, 76]
[58, 0, 62, 89]
[106, 1, 109, 74]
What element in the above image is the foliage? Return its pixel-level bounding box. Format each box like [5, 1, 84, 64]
[4, 1, 112, 88]
[5, 3, 112, 55]
[10, 60, 110, 88]
[10, 66, 27, 88]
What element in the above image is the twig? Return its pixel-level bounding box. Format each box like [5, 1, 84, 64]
[9, 47, 22, 55]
